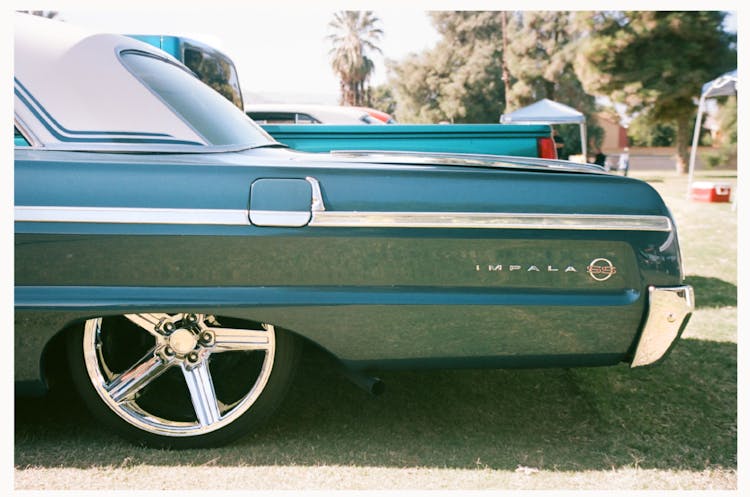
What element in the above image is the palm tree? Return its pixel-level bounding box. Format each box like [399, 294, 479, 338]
[327, 11, 383, 106]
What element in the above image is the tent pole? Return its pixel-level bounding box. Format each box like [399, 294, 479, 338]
[687, 93, 707, 197]
[580, 123, 587, 161]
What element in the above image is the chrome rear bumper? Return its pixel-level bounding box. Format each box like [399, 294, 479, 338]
[631, 285, 695, 367]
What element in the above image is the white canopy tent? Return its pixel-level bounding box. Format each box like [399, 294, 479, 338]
[687, 69, 737, 195]
[500, 98, 587, 159]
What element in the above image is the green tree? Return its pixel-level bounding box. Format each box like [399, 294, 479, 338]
[386, 11, 603, 159]
[627, 113, 677, 147]
[576, 11, 736, 172]
[716, 95, 737, 146]
[369, 84, 397, 115]
[327, 11, 383, 106]
[701, 95, 737, 168]
[387, 12, 507, 123]
[505, 11, 603, 157]
[506, 12, 576, 108]
[386, 49, 453, 123]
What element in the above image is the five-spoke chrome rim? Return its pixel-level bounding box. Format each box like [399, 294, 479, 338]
[83, 313, 276, 437]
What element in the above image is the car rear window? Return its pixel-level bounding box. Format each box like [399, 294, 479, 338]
[119, 51, 273, 147]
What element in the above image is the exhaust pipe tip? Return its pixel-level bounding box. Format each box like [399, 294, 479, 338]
[368, 377, 386, 396]
[340, 367, 385, 396]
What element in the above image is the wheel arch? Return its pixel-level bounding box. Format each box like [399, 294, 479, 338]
[57, 311, 304, 447]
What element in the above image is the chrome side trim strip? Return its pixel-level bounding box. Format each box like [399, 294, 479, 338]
[15, 205, 673, 231]
[13, 115, 42, 148]
[630, 285, 694, 368]
[310, 211, 673, 232]
[15, 206, 250, 225]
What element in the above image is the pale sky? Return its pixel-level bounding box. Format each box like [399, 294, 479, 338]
[55, 8, 441, 104]
[17, 5, 739, 105]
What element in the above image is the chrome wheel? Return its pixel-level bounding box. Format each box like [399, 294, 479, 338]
[76, 313, 282, 441]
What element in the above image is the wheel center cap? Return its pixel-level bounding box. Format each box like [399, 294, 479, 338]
[169, 328, 198, 355]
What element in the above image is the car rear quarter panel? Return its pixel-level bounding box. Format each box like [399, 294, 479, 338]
[14, 149, 682, 386]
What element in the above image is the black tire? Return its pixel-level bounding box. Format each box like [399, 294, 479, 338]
[66, 313, 299, 449]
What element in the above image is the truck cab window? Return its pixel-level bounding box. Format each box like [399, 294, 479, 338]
[183, 45, 243, 109]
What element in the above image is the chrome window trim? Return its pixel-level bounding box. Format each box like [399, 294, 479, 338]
[16, 205, 672, 232]
[13, 115, 42, 148]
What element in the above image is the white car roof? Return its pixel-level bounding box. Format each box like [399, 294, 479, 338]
[245, 104, 382, 125]
[14, 13, 208, 150]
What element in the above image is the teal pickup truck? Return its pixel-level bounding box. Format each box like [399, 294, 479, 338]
[129, 35, 558, 159]
[258, 122, 556, 158]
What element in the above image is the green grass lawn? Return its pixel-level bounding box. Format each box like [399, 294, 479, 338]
[14, 169, 737, 490]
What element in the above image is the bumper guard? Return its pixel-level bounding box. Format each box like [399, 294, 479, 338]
[631, 285, 695, 367]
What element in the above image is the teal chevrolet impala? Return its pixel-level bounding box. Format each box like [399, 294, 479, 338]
[14, 14, 693, 448]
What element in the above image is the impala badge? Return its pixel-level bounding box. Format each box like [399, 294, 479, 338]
[475, 263, 579, 273]
[587, 258, 617, 281]
[475, 258, 617, 281]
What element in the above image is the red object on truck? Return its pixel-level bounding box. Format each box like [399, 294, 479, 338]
[690, 181, 732, 203]
[537, 136, 558, 159]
